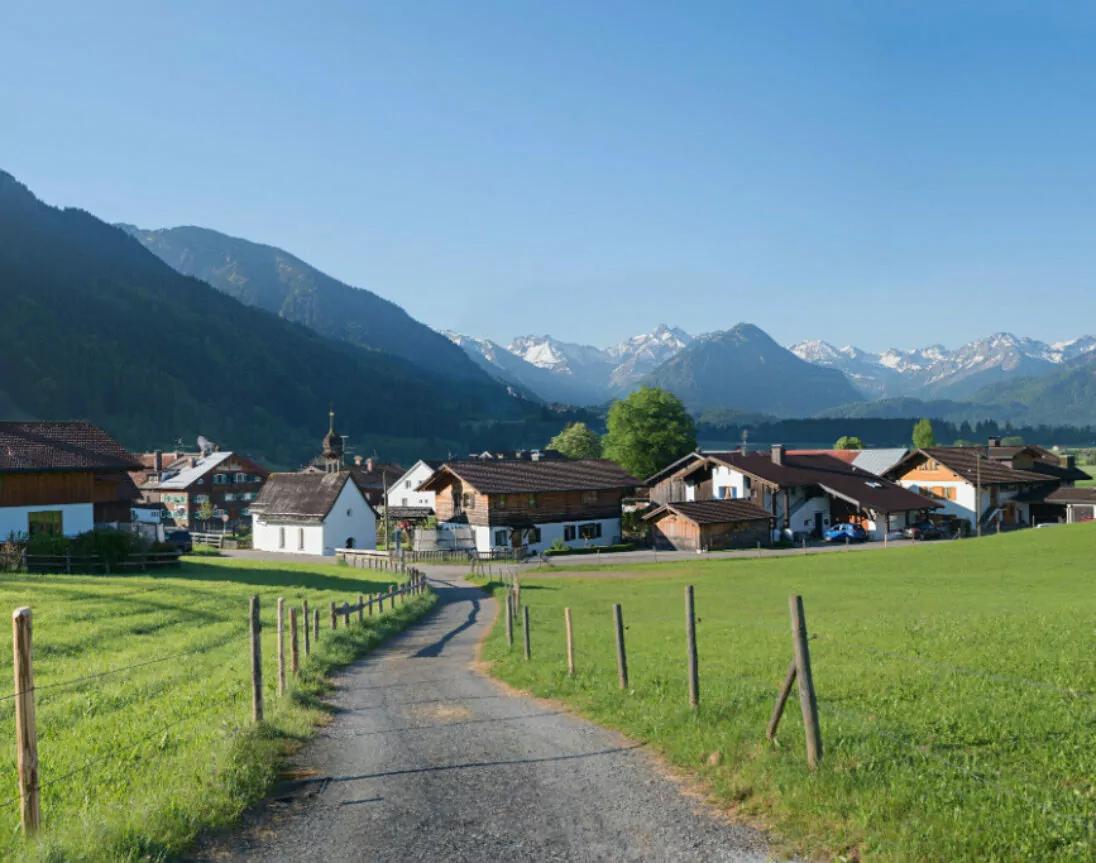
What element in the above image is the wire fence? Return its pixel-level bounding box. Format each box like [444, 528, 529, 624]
[489, 577, 1096, 845]
[1, 568, 434, 840]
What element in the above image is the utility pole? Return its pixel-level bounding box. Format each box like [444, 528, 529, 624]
[383, 470, 390, 553]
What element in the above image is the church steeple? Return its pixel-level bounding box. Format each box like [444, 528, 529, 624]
[322, 409, 344, 472]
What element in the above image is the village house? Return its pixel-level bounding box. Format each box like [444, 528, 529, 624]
[419, 459, 640, 555]
[251, 420, 376, 556]
[0, 422, 141, 538]
[385, 459, 441, 523]
[647, 446, 937, 543]
[138, 449, 269, 530]
[885, 441, 1081, 529]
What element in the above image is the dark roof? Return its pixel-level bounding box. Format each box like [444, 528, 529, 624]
[1044, 487, 1096, 504]
[422, 459, 640, 495]
[251, 471, 360, 522]
[1025, 460, 1092, 483]
[644, 499, 774, 526]
[894, 448, 1049, 486]
[347, 462, 405, 489]
[705, 452, 940, 513]
[0, 422, 139, 473]
[386, 506, 435, 521]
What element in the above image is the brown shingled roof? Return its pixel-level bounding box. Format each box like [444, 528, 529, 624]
[644, 499, 774, 526]
[1044, 487, 1096, 504]
[422, 459, 640, 495]
[252, 471, 366, 522]
[0, 422, 139, 473]
[896, 448, 1050, 486]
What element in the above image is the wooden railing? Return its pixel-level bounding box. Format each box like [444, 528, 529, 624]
[0, 551, 182, 574]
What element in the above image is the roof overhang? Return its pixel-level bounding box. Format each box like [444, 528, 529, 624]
[819, 483, 942, 513]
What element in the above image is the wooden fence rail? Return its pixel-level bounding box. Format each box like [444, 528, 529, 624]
[0, 551, 182, 574]
[5, 567, 432, 838]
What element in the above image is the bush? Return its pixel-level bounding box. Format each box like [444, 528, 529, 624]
[544, 543, 635, 557]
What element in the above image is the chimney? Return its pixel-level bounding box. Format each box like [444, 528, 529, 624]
[1064, 454, 1076, 469]
[772, 444, 785, 466]
[354, 455, 364, 466]
[366, 457, 375, 472]
[190, 457, 198, 468]
[988, 436, 1002, 448]
[153, 449, 163, 472]
[214, 443, 221, 452]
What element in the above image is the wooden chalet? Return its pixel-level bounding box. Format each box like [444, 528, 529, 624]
[139, 450, 269, 529]
[419, 459, 640, 555]
[0, 422, 141, 538]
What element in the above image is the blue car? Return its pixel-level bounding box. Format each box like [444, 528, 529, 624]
[823, 523, 868, 543]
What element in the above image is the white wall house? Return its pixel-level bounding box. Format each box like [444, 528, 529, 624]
[0, 504, 95, 540]
[386, 460, 439, 511]
[466, 516, 622, 556]
[252, 471, 376, 557]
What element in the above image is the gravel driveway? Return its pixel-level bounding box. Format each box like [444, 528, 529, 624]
[193, 569, 773, 862]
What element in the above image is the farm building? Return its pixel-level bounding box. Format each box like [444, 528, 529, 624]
[0, 421, 141, 537]
[419, 458, 640, 555]
[385, 459, 441, 523]
[137, 449, 269, 530]
[644, 499, 774, 551]
[251, 471, 376, 556]
[648, 446, 937, 541]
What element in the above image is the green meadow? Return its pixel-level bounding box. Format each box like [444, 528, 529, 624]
[479, 526, 1096, 861]
[0, 556, 434, 861]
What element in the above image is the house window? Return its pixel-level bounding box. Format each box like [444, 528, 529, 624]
[462, 492, 476, 510]
[298, 528, 305, 550]
[278, 527, 286, 549]
[718, 486, 737, 499]
[528, 494, 538, 507]
[497, 494, 508, 508]
[241, 508, 251, 517]
[251, 474, 262, 483]
[195, 494, 210, 504]
[579, 522, 602, 540]
[405, 480, 412, 489]
[236, 472, 248, 484]
[224, 493, 236, 502]
[582, 490, 599, 504]
[528, 527, 542, 544]
[494, 529, 509, 546]
[213, 474, 227, 484]
[28, 510, 63, 538]
[564, 525, 577, 542]
[401, 497, 408, 506]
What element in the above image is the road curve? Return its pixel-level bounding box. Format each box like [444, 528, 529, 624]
[192, 570, 772, 862]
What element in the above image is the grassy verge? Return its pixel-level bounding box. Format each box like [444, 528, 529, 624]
[478, 526, 1096, 861]
[0, 556, 434, 861]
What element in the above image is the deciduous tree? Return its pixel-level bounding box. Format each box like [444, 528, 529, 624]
[834, 435, 864, 450]
[546, 422, 603, 460]
[603, 387, 696, 480]
[912, 418, 936, 449]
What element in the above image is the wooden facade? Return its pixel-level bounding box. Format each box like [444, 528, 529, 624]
[649, 511, 770, 551]
[0, 471, 97, 508]
[433, 476, 624, 527]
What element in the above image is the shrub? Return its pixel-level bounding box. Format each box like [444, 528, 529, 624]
[544, 542, 635, 557]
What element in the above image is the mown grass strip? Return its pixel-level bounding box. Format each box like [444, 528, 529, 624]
[0, 557, 434, 862]
[476, 526, 1096, 861]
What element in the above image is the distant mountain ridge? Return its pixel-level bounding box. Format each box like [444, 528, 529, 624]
[790, 332, 1096, 400]
[119, 224, 490, 383]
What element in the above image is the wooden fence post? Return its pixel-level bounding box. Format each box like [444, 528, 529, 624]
[790, 595, 822, 768]
[522, 606, 531, 661]
[276, 597, 286, 697]
[368, 594, 374, 616]
[613, 603, 628, 690]
[505, 589, 513, 648]
[685, 585, 698, 709]
[313, 608, 320, 643]
[390, 590, 396, 611]
[302, 599, 311, 656]
[12, 607, 39, 835]
[358, 594, 364, 623]
[343, 602, 351, 627]
[289, 607, 300, 675]
[330, 601, 337, 630]
[514, 575, 521, 610]
[249, 596, 263, 723]
[565, 607, 575, 675]
[766, 659, 797, 741]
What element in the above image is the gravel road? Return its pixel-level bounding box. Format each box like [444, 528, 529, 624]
[193, 570, 773, 862]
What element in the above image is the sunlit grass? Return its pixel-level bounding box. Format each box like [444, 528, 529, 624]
[0, 556, 434, 861]
[479, 526, 1096, 860]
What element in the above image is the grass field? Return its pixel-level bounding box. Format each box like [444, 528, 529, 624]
[0, 555, 434, 861]
[479, 526, 1096, 861]
[1075, 465, 1096, 488]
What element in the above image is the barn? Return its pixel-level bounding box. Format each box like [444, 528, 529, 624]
[644, 499, 774, 552]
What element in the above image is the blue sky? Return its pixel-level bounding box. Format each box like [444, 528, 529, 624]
[4, 1, 1096, 351]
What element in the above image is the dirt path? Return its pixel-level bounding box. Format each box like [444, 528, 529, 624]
[192, 569, 772, 862]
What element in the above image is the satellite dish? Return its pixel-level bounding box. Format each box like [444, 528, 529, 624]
[197, 435, 214, 456]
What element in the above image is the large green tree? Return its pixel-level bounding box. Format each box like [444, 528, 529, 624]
[834, 435, 864, 450]
[912, 418, 937, 449]
[546, 422, 603, 460]
[603, 386, 697, 480]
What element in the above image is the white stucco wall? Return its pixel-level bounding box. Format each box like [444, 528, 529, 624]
[711, 465, 749, 499]
[897, 480, 1029, 526]
[323, 480, 376, 554]
[457, 517, 622, 554]
[386, 461, 437, 510]
[0, 503, 94, 539]
[255, 479, 377, 557]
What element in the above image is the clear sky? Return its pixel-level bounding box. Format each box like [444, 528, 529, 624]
[4, 1, 1096, 351]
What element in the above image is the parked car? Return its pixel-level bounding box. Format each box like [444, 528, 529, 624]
[164, 529, 193, 553]
[903, 521, 947, 541]
[823, 523, 868, 543]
